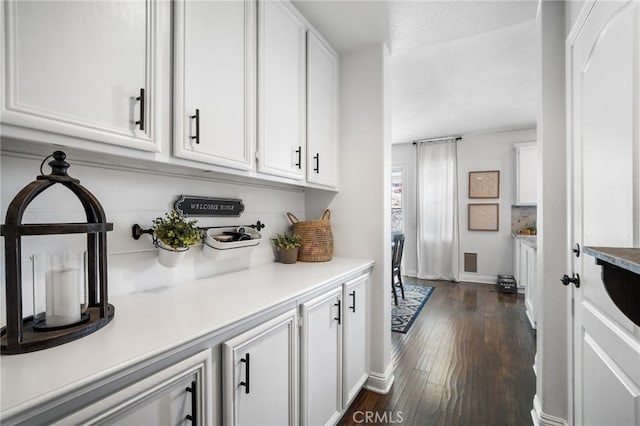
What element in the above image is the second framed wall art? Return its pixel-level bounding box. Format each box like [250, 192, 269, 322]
[468, 203, 499, 231]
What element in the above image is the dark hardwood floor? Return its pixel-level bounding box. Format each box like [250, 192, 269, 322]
[338, 278, 536, 426]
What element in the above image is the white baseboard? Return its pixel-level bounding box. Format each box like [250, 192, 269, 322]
[406, 272, 513, 288]
[526, 307, 537, 329]
[531, 394, 568, 426]
[364, 362, 394, 394]
[458, 274, 498, 284]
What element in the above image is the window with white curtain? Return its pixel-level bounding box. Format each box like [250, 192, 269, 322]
[391, 168, 404, 233]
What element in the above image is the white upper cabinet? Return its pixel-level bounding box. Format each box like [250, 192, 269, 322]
[306, 31, 339, 188]
[515, 142, 537, 205]
[1, 1, 160, 151]
[173, 0, 256, 170]
[257, 0, 307, 181]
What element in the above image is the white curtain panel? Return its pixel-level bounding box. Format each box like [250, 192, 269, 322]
[416, 139, 460, 281]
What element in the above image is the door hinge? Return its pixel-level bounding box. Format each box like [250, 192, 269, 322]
[255, 150, 260, 162]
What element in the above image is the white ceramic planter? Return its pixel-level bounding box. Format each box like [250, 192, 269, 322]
[157, 243, 189, 268]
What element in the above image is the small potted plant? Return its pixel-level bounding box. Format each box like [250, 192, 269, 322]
[152, 210, 201, 268]
[272, 233, 302, 264]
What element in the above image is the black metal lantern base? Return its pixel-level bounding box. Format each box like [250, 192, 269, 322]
[1, 305, 115, 355]
[32, 312, 92, 332]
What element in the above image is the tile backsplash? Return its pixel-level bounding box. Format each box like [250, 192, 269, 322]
[511, 205, 537, 234]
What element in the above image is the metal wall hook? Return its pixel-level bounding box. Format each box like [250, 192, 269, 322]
[131, 220, 265, 241]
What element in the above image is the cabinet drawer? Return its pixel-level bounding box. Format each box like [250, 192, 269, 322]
[54, 350, 214, 426]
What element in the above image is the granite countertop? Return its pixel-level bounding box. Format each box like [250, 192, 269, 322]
[583, 247, 640, 275]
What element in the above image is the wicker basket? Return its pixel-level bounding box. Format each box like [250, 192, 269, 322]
[287, 209, 333, 262]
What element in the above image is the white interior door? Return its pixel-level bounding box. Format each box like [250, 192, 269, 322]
[568, 2, 640, 425]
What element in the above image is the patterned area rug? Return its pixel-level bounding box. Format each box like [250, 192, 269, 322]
[391, 284, 435, 333]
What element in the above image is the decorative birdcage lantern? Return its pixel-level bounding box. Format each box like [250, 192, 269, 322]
[1, 151, 114, 354]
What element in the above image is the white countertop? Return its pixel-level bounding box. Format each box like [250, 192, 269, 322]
[0, 257, 373, 418]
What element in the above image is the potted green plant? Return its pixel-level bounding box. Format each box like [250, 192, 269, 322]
[152, 210, 201, 268]
[272, 233, 302, 264]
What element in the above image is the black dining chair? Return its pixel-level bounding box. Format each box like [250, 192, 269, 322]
[391, 234, 405, 305]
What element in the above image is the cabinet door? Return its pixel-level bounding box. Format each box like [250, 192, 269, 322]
[306, 31, 338, 188]
[515, 143, 538, 205]
[55, 349, 214, 425]
[174, 0, 256, 170]
[513, 239, 522, 285]
[524, 245, 536, 329]
[300, 287, 342, 426]
[257, 0, 306, 180]
[1, 1, 160, 151]
[223, 310, 298, 426]
[343, 275, 368, 407]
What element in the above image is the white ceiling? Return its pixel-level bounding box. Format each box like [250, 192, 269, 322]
[292, 0, 539, 143]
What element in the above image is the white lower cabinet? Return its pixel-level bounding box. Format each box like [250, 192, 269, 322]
[300, 287, 343, 426]
[301, 274, 369, 426]
[515, 238, 537, 329]
[55, 349, 214, 425]
[342, 275, 368, 407]
[223, 310, 299, 426]
[523, 243, 537, 329]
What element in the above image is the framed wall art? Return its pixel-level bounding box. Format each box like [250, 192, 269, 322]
[469, 170, 500, 198]
[468, 203, 499, 231]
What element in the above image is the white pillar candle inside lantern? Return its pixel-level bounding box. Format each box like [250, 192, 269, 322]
[45, 268, 81, 326]
[32, 252, 86, 328]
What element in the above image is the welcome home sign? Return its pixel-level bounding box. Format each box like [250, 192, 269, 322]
[174, 195, 245, 217]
